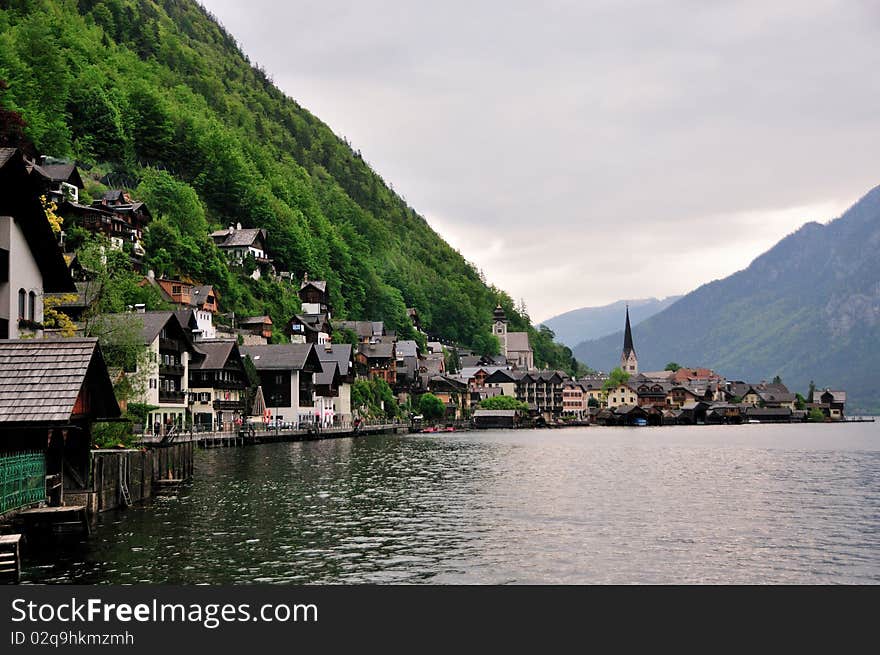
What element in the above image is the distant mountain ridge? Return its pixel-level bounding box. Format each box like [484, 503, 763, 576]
[541, 297, 681, 347]
[573, 183, 880, 413]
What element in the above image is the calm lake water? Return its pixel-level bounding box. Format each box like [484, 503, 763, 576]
[22, 422, 880, 584]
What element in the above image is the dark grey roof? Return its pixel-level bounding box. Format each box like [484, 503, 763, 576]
[240, 344, 320, 372]
[213, 227, 267, 248]
[38, 163, 82, 186]
[192, 340, 239, 371]
[812, 389, 846, 403]
[473, 409, 517, 417]
[316, 344, 352, 377]
[91, 311, 187, 348]
[173, 309, 199, 331]
[239, 315, 272, 325]
[137, 311, 178, 344]
[0, 338, 119, 424]
[314, 360, 339, 387]
[191, 285, 215, 307]
[485, 368, 518, 383]
[334, 320, 385, 338]
[506, 331, 531, 353]
[0, 147, 15, 168]
[0, 149, 75, 293]
[396, 340, 418, 358]
[358, 342, 394, 359]
[290, 314, 324, 333]
[300, 279, 327, 293]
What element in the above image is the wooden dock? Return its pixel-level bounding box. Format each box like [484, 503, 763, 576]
[14, 505, 89, 536]
[0, 534, 22, 584]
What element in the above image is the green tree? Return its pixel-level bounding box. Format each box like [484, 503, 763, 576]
[419, 393, 445, 420]
[444, 347, 461, 374]
[479, 395, 528, 411]
[665, 362, 682, 372]
[808, 407, 826, 422]
[602, 367, 631, 391]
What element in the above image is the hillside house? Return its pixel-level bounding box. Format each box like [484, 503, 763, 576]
[27, 156, 84, 205]
[0, 148, 76, 339]
[237, 315, 273, 344]
[287, 277, 333, 344]
[356, 341, 397, 385]
[90, 190, 151, 255]
[210, 225, 271, 280]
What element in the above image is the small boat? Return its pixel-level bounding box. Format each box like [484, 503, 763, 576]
[421, 427, 438, 433]
[633, 418, 648, 427]
[443, 426, 456, 432]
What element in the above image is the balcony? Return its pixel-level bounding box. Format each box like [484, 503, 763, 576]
[159, 390, 186, 404]
[159, 363, 185, 376]
[212, 379, 245, 390]
[213, 399, 244, 411]
[159, 338, 180, 353]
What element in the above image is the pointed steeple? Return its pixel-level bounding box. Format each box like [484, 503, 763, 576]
[622, 304, 635, 358]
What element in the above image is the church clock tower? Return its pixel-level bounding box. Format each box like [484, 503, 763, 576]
[493, 304, 509, 358]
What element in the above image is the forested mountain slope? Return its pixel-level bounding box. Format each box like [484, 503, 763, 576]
[0, 0, 580, 371]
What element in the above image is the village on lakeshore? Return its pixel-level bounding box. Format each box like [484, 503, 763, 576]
[0, 146, 858, 572]
[0, 148, 851, 432]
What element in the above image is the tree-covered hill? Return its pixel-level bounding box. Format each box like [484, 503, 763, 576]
[0, 0, 581, 373]
[574, 184, 880, 413]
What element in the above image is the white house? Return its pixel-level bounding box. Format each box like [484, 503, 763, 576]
[0, 148, 75, 339]
[240, 343, 323, 427]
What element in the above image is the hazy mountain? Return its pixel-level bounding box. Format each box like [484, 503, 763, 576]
[541, 297, 681, 347]
[574, 184, 880, 413]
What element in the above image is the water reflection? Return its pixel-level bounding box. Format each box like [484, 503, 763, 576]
[22, 423, 880, 584]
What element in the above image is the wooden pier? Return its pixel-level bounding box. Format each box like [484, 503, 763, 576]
[13, 505, 89, 536]
[0, 534, 22, 584]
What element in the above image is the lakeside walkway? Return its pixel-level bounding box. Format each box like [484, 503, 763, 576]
[138, 421, 408, 449]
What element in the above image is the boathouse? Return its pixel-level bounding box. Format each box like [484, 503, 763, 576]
[0, 338, 119, 515]
[473, 409, 518, 429]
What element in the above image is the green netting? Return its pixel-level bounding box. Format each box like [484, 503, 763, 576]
[0, 451, 46, 514]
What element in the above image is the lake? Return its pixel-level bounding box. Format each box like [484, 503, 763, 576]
[22, 422, 880, 584]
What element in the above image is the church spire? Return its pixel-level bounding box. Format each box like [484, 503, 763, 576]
[622, 305, 635, 358]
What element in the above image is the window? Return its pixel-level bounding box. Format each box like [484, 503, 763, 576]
[0, 248, 8, 284]
[27, 291, 36, 321]
[17, 289, 26, 319]
[172, 285, 182, 295]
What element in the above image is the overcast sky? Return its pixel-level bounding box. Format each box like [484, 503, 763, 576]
[200, 0, 880, 322]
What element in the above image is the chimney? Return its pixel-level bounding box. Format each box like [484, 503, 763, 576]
[147, 269, 155, 280]
[236, 222, 242, 230]
[135, 304, 146, 314]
